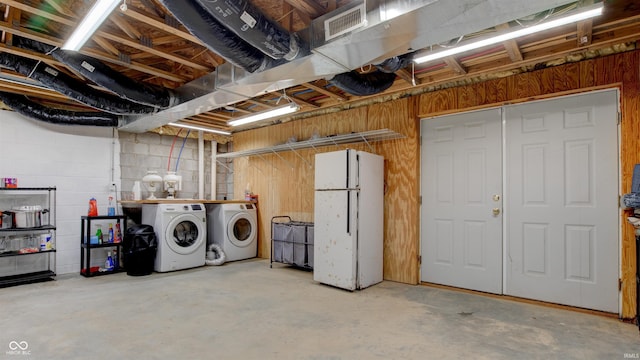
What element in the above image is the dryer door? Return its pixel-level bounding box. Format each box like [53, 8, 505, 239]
[165, 213, 206, 255]
[226, 212, 256, 248]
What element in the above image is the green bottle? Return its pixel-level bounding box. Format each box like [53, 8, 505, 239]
[95, 225, 103, 244]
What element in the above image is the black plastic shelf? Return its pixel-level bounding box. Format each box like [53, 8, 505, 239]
[81, 242, 123, 249]
[0, 270, 55, 287]
[81, 215, 126, 220]
[80, 268, 125, 278]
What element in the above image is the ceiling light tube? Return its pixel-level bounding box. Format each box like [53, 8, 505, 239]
[413, 4, 604, 64]
[227, 102, 300, 127]
[168, 122, 232, 136]
[61, 0, 121, 51]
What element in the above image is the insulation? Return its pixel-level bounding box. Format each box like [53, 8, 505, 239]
[0, 91, 119, 127]
[14, 37, 176, 109]
[193, 0, 304, 60]
[0, 52, 155, 114]
[375, 55, 413, 73]
[328, 70, 397, 96]
[160, 0, 276, 73]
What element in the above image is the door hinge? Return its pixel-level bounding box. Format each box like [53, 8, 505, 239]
[419, 135, 422, 146]
[419, 195, 422, 205]
[618, 278, 623, 291]
[617, 112, 622, 125]
[418, 255, 422, 264]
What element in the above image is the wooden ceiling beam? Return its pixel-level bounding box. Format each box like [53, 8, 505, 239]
[244, 98, 277, 109]
[0, 21, 187, 82]
[91, 36, 120, 56]
[281, 2, 293, 32]
[496, 23, 523, 62]
[285, 90, 319, 108]
[0, 82, 67, 101]
[395, 68, 420, 86]
[117, 7, 201, 45]
[94, 31, 210, 71]
[302, 81, 347, 101]
[284, 0, 324, 19]
[443, 57, 467, 75]
[577, 19, 594, 47]
[42, 0, 75, 17]
[2, 6, 19, 44]
[109, 14, 142, 40]
[0, 0, 211, 72]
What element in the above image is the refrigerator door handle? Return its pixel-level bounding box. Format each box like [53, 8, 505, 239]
[346, 191, 351, 235]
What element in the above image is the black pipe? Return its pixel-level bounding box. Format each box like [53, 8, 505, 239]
[0, 52, 156, 114]
[328, 70, 397, 97]
[14, 37, 175, 109]
[160, 0, 276, 73]
[0, 92, 119, 127]
[192, 0, 303, 61]
[375, 54, 413, 73]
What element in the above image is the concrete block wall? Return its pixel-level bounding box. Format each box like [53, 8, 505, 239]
[217, 142, 234, 200]
[118, 131, 233, 201]
[0, 110, 120, 274]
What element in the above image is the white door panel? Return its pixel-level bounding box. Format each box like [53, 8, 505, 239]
[505, 90, 619, 312]
[421, 108, 503, 294]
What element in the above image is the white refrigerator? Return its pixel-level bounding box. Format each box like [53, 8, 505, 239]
[313, 149, 384, 290]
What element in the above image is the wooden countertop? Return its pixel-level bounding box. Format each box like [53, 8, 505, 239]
[120, 199, 255, 206]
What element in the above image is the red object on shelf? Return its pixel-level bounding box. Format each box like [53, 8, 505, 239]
[81, 266, 100, 275]
[88, 198, 98, 216]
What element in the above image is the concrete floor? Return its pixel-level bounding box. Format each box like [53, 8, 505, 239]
[0, 259, 638, 359]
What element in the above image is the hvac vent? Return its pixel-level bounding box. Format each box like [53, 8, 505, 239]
[324, 3, 366, 41]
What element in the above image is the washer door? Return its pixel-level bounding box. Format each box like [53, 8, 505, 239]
[226, 212, 256, 248]
[165, 213, 205, 255]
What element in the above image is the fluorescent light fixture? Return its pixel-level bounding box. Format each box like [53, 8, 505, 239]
[168, 122, 232, 136]
[61, 0, 121, 51]
[413, 4, 604, 64]
[227, 102, 300, 127]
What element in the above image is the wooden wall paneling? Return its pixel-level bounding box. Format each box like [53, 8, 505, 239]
[484, 78, 499, 104]
[552, 65, 571, 92]
[563, 62, 580, 91]
[418, 87, 457, 115]
[620, 80, 640, 319]
[622, 51, 640, 85]
[475, 81, 489, 106]
[513, 73, 530, 99]
[457, 84, 478, 109]
[367, 98, 419, 284]
[540, 67, 555, 95]
[579, 59, 596, 88]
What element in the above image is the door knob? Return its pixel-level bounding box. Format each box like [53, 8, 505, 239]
[492, 208, 501, 216]
[493, 194, 501, 201]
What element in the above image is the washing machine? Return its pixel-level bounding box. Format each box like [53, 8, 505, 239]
[207, 203, 258, 262]
[141, 203, 206, 272]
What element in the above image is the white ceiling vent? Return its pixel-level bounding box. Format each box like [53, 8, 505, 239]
[324, 3, 366, 41]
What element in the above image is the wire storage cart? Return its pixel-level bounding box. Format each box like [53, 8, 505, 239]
[271, 216, 314, 270]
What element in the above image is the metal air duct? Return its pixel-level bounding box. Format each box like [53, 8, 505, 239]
[121, 0, 578, 132]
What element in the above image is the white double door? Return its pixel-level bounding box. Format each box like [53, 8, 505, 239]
[420, 90, 619, 312]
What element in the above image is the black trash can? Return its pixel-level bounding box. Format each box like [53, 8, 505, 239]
[123, 224, 157, 276]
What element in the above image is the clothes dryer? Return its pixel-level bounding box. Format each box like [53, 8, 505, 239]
[141, 203, 206, 272]
[207, 203, 257, 262]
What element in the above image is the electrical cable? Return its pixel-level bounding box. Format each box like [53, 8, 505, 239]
[174, 130, 191, 172]
[167, 128, 183, 171]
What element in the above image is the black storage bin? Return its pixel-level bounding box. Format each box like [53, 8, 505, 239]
[123, 224, 157, 276]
